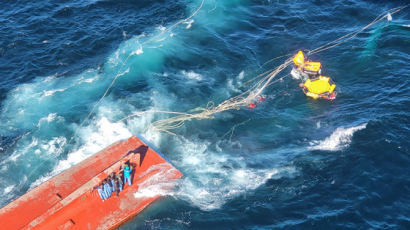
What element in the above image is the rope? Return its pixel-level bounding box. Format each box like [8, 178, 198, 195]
[17, 0, 206, 192]
[148, 58, 293, 133]
[309, 5, 408, 55]
[16, 3, 408, 192]
[83, 0, 206, 127]
[131, 4, 409, 134]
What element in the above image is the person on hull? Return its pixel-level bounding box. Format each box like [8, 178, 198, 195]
[122, 162, 133, 186]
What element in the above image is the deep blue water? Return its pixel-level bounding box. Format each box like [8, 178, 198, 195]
[1, 0, 410, 229]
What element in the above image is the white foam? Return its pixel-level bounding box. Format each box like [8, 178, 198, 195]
[226, 71, 245, 92]
[38, 113, 61, 125]
[133, 163, 180, 198]
[290, 68, 307, 81]
[227, 78, 241, 93]
[39, 137, 67, 156]
[177, 167, 280, 210]
[43, 88, 66, 97]
[169, 136, 293, 210]
[7, 137, 39, 162]
[237, 70, 245, 80]
[4, 185, 15, 194]
[108, 50, 121, 66]
[181, 70, 202, 81]
[44, 74, 58, 82]
[8, 153, 22, 162]
[135, 47, 143, 55]
[309, 123, 367, 151]
[131, 46, 144, 55]
[81, 74, 100, 83]
[157, 25, 166, 31]
[30, 117, 132, 188]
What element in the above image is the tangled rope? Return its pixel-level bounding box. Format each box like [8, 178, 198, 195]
[18, 0, 206, 192]
[12, 2, 408, 196]
[149, 58, 293, 135]
[119, 4, 408, 134]
[82, 0, 206, 127]
[121, 5, 408, 135]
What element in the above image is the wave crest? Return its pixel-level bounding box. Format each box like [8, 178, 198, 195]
[309, 123, 367, 151]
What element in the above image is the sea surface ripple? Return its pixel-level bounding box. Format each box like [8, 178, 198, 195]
[0, 0, 409, 229]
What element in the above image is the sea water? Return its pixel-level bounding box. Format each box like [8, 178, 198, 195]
[0, 0, 409, 229]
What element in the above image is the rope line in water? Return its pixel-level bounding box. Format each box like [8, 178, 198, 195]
[309, 5, 408, 55]
[18, 0, 206, 191]
[16, 3, 408, 192]
[141, 5, 408, 134]
[83, 0, 206, 128]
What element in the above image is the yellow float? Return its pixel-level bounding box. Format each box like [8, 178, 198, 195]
[293, 50, 337, 100]
[301, 75, 336, 100]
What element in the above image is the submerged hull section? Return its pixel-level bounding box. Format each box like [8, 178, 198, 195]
[0, 136, 183, 229]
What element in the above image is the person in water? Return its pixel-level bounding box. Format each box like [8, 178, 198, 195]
[122, 162, 133, 186]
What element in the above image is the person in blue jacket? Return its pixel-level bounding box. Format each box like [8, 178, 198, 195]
[95, 183, 107, 202]
[122, 162, 133, 186]
[103, 179, 112, 198]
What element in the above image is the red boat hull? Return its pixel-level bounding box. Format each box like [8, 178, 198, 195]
[0, 136, 183, 229]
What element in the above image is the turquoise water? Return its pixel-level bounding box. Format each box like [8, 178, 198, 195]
[0, 0, 409, 229]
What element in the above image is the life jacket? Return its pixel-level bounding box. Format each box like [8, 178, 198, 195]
[293, 51, 322, 76]
[293, 51, 305, 67]
[302, 61, 321, 75]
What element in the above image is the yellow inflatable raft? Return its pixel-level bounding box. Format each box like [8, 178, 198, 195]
[302, 75, 337, 100]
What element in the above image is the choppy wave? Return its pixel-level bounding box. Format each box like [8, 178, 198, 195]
[168, 136, 297, 210]
[309, 124, 367, 151]
[1, 0, 410, 228]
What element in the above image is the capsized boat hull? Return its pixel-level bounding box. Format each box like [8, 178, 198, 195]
[0, 136, 183, 229]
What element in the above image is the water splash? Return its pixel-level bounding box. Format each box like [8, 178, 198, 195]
[309, 123, 367, 151]
[167, 136, 296, 210]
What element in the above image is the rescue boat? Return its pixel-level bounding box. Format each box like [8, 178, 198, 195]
[0, 136, 183, 230]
